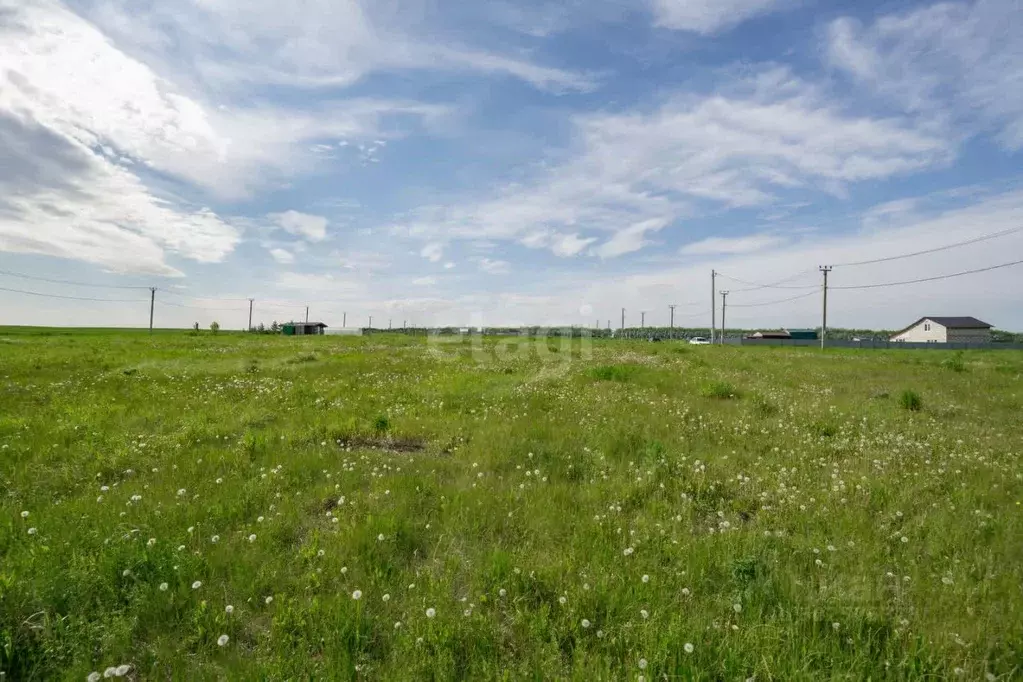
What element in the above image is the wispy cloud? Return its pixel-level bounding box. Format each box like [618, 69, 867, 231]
[651, 0, 790, 34]
[680, 234, 787, 256]
[393, 67, 951, 259]
[268, 211, 329, 242]
[826, 1, 1023, 149]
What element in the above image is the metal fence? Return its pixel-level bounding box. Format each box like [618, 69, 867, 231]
[734, 338, 1023, 350]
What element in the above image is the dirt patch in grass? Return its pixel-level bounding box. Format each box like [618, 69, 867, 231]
[338, 434, 427, 453]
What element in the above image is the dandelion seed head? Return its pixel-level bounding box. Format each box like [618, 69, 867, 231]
[684, 642, 694, 653]
[217, 634, 229, 646]
[352, 590, 362, 600]
[159, 582, 168, 591]
[192, 581, 202, 589]
[426, 607, 436, 618]
[581, 618, 591, 629]
[226, 605, 234, 614]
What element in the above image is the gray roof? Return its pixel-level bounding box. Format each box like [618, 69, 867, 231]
[923, 316, 992, 329]
[894, 316, 993, 335]
[286, 321, 328, 327]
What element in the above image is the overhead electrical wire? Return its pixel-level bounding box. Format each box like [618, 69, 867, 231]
[0, 268, 153, 290]
[728, 290, 818, 308]
[830, 258, 1023, 290]
[0, 285, 148, 303]
[831, 225, 1023, 267]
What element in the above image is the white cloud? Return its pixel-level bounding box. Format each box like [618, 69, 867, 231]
[443, 262, 456, 270]
[651, 0, 788, 34]
[420, 243, 445, 263]
[338, 251, 393, 273]
[81, 0, 593, 94]
[412, 276, 437, 286]
[594, 219, 668, 259]
[394, 68, 950, 259]
[826, 1, 1023, 149]
[680, 234, 786, 256]
[269, 211, 329, 242]
[268, 248, 295, 264]
[552, 232, 598, 257]
[0, 112, 239, 275]
[478, 258, 511, 274]
[0, 1, 450, 200]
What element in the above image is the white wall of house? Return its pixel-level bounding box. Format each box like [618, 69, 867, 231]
[892, 319, 947, 343]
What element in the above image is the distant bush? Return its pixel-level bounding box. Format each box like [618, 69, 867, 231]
[590, 365, 637, 382]
[210, 321, 220, 334]
[373, 414, 391, 433]
[942, 352, 967, 373]
[899, 389, 923, 412]
[702, 380, 740, 399]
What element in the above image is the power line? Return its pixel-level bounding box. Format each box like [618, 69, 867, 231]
[719, 269, 819, 293]
[831, 258, 1023, 290]
[728, 290, 819, 308]
[832, 225, 1023, 267]
[0, 268, 153, 290]
[0, 285, 148, 302]
[716, 272, 820, 291]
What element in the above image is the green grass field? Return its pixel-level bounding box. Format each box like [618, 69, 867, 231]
[2, 330, 1022, 680]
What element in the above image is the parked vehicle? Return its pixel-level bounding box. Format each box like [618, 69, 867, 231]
[689, 337, 710, 345]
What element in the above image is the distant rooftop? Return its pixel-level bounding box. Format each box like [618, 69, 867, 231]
[923, 316, 992, 329]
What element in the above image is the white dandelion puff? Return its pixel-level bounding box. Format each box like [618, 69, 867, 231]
[265, 596, 274, 605]
[352, 590, 362, 600]
[426, 607, 436, 618]
[382, 593, 390, 602]
[226, 605, 234, 614]
[20, 511, 29, 518]
[639, 658, 648, 670]
[581, 619, 591, 629]
[217, 634, 229, 646]
[192, 581, 202, 589]
[684, 642, 694, 653]
[27, 527, 37, 535]
[159, 582, 168, 591]
[247, 534, 256, 543]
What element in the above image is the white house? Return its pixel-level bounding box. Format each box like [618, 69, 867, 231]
[890, 317, 993, 344]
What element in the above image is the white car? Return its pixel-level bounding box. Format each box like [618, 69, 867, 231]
[689, 337, 710, 345]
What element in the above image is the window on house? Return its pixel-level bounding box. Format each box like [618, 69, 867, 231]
[924, 323, 931, 331]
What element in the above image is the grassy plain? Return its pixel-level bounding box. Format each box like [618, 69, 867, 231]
[1, 330, 1022, 680]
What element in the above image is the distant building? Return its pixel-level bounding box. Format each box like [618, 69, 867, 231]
[282, 322, 328, 336]
[747, 328, 818, 340]
[890, 317, 992, 344]
[324, 328, 363, 337]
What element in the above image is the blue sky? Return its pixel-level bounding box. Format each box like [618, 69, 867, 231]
[1, 0, 1022, 330]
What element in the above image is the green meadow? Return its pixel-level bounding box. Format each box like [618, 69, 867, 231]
[1, 330, 1021, 680]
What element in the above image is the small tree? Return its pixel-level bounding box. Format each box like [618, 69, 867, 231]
[257, 323, 266, 333]
[193, 322, 199, 332]
[210, 321, 220, 334]
[270, 321, 280, 333]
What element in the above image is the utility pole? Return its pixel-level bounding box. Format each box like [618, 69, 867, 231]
[149, 287, 156, 334]
[640, 311, 646, 328]
[247, 298, 254, 332]
[711, 270, 717, 344]
[720, 291, 729, 344]
[369, 315, 373, 329]
[819, 265, 832, 350]
[389, 319, 392, 329]
[669, 304, 677, 330]
[621, 308, 625, 331]
[343, 312, 347, 328]
[305, 306, 309, 324]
